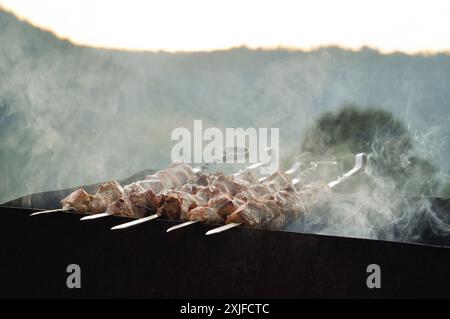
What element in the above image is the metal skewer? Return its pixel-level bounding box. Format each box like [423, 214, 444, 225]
[291, 162, 317, 185]
[284, 162, 302, 176]
[166, 161, 306, 233]
[205, 153, 368, 236]
[165, 220, 198, 232]
[80, 212, 111, 220]
[327, 153, 367, 188]
[111, 162, 267, 231]
[110, 213, 160, 230]
[232, 162, 264, 177]
[29, 207, 73, 216]
[192, 166, 203, 174]
[258, 161, 302, 182]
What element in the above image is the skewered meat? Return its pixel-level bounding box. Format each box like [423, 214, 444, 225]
[107, 189, 161, 218]
[124, 180, 160, 195]
[89, 181, 123, 213]
[263, 171, 292, 191]
[124, 162, 196, 194]
[187, 207, 224, 224]
[128, 189, 160, 217]
[225, 181, 331, 229]
[226, 199, 281, 227]
[113, 173, 205, 219]
[141, 189, 161, 213]
[187, 195, 243, 223]
[157, 184, 213, 219]
[154, 170, 182, 189]
[216, 198, 244, 220]
[61, 162, 199, 216]
[187, 173, 210, 186]
[143, 162, 194, 188]
[213, 174, 249, 195]
[167, 161, 195, 175]
[106, 198, 135, 217]
[60, 188, 92, 213]
[157, 191, 198, 220]
[178, 183, 204, 195]
[60, 160, 332, 231]
[157, 172, 250, 221]
[236, 170, 259, 184]
[175, 170, 298, 225]
[233, 171, 291, 201]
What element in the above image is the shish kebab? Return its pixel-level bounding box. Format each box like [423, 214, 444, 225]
[109, 161, 306, 230]
[159, 160, 331, 233]
[30, 162, 204, 217]
[79, 163, 211, 221]
[107, 162, 274, 228]
[117, 153, 362, 235]
[205, 153, 367, 236]
[81, 161, 282, 221]
[31, 161, 302, 220]
[164, 162, 315, 233]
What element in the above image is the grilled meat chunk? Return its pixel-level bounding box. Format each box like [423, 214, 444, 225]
[106, 198, 135, 217]
[226, 199, 280, 227]
[107, 188, 162, 218]
[158, 191, 198, 220]
[187, 207, 224, 224]
[60, 188, 92, 213]
[207, 194, 243, 220]
[264, 171, 292, 191]
[225, 180, 331, 229]
[236, 170, 259, 184]
[143, 162, 195, 189]
[89, 181, 124, 213]
[213, 174, 249, 195]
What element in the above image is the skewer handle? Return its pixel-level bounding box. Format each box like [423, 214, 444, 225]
[285, 162, 302, 176]
[328, 153, 367, 188]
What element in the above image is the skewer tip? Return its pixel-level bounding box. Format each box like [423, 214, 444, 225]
[205, 223, 242, 235]
[29, 212, 42, 216]
[109, 214, 160, 230]
[29, 208, 72, 216]
[29, 211, 44, 216]
[80, 212, 111, 221]
[166, 220, 198, 232]
[110, 224, 125, 231]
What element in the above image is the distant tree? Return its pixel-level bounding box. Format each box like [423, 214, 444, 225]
[301, 105, 439, 194]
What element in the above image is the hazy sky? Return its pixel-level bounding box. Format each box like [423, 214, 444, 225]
[1, 0, 450, 53]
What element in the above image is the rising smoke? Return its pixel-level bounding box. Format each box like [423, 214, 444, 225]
[286, 106, 450, 242]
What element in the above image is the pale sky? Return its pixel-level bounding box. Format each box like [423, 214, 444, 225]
[1, 0, 450, 53]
